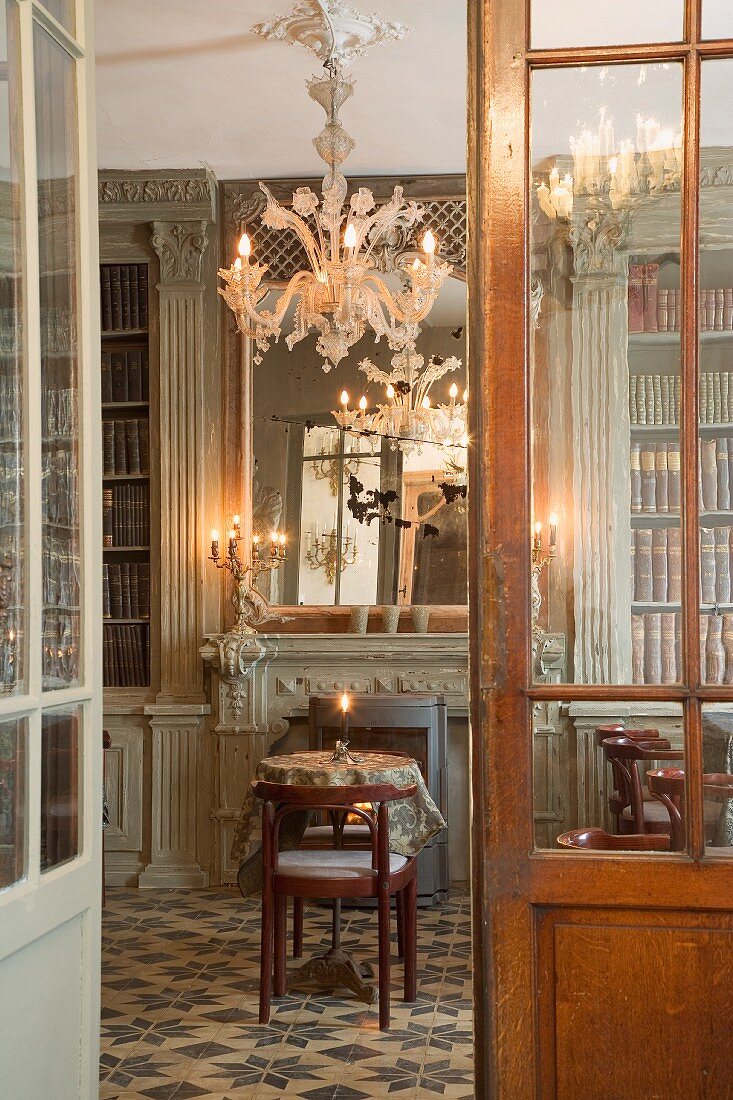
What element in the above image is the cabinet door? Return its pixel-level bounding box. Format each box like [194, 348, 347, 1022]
[0, 2, 102, 1097]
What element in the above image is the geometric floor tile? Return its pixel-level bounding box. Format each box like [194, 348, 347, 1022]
[100, 888, 474, 1099]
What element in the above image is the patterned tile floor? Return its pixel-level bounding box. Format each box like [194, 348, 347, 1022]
[100, 888, 474, 1099]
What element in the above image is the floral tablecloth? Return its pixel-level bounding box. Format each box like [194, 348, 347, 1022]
[233, 750, 446, 897]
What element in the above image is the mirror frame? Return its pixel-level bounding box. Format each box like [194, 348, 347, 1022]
[219, 173, 468, 631]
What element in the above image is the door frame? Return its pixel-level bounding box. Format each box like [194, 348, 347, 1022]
[468, 2, 733, 1096]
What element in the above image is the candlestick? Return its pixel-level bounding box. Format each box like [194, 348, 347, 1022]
[210, 527, 220, 560]
[340, 691, 350, 741]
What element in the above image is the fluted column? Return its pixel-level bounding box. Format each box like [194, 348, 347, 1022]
[150, 220, 208, 701]
[569, 211, 632, 682]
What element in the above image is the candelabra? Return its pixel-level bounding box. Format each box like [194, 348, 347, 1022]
[305, 524, 358, 584]
[209, 517, 288, 635]
[531, 515, 558, 640]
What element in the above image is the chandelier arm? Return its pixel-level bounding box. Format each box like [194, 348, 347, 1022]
[261, 188, 326, 278]
[359, 275, 438, 327]
[239, 269, 318, 332]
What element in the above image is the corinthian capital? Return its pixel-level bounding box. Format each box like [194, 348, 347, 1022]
[150, 220, 208, 282]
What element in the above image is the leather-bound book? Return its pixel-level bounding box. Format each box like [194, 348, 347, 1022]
[667, 527, 682, 602]
[110, 264, 122, 330]
[629, 377, 638, 424]
[643, 263, 659, 333]
[120, 265, 131, 330]
[130, 265, 140, 329]
[668, 442, 681, 512]
[707, 372, 716, 424]
[125, 420, 141, 475]
[718, 436, 730, 509]
[100, 266, 112, 332]
[706, 613, 726, 685]
[700, 372, 708, 424]
[661, 375, 671, 424]
[700, 615, 709, 684]
[113, 420, 127, 474]
[630, 443, 642, 512]
[138, 420, 149, 474]
[630, 529, 636, 592]
[652, 528, 668, 603]
[723, 614, 733, 685]
[628, 264, 645, 332]
[723, 373, 730, 424]
[641, 445, 656, 511]
[102, 421, 115, 476]
[653, 374, 662, 423]
[130, 563, 139, 619]
[644, 613, 662, 684]
[138, 265, 148, 327]
[667, 288, 677, 332]
[120, 561, 131, 619]
[706, 289, 716, 332]
[142, 349, 149, 400]
[661, 612, 677, 684]
[655, 446, 669, 512]
[635, 528, 653, 601]
[716, 288, 725, 331]
[675, 612, 682, 677]
[111, 352, 128, 402]
[101, 352, 112, 403]
[632, 614, 645, 684]
[646, 376, 655, 424]
[109, 562, 122, 619]
[102, 564, 110, 619]
[700, 527, 717, 603]
[636, 375, 647, 424]
[715, 526, 732, 604]
[139, 564, 150, 618]
[675, 375, 682, 424]
[126, 350, 142, 401]
[657, 288, 668, 332]
[725, 288, 733, 331]
[103, 488, 113, 547]
[714, 372, 723, 424]
[701, 438, 718, 510]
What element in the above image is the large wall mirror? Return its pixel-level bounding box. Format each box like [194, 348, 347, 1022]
[222, 176, 468, 624]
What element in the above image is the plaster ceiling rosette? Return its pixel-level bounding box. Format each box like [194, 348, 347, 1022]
[252, 0, 411, 68]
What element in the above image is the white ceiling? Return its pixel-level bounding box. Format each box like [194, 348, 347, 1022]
[94, 1, 468, 181]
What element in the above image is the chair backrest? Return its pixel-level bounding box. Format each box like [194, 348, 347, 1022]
[558, 828, 670, 851]
[646, 768, 686, 850]
[252, 779, 417, 880]
[593, 724, 662, 748]
[601, 736, 681, 830]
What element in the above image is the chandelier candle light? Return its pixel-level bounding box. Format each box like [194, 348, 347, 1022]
[219, 7, 452, 371]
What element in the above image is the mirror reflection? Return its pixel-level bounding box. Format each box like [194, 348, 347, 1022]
[253, 295, 468, 607]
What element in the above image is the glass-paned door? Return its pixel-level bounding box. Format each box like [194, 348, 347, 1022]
[0, 1, 101, 1096]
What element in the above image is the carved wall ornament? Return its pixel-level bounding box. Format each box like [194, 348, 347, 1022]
[99, 177, 214, 206]
[569, 207, 629, 279]
[252, 1, 410, 68]
[530, 274, 544, 329]
[150, 220, 209, 283]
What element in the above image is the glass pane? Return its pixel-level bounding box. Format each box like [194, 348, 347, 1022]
[252, 318, 468, 609]
[703, 707, 733, 855]
[35, 24, 81, 690]
[530, 63, 683, 685]
[41, 705, 79, 871]
[0, 1, 24, 696]
[0, 717, 25, 887]
[702, 3, 733, 39]
[38, 0, 75, 34]
[531, 1, 683, 49]
[534, 701, 684, 851]
[699, 61, 733, 685]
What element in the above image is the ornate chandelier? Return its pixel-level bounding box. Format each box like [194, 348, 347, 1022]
[218, 2, 453, 371]
[332, 343, 468, 459]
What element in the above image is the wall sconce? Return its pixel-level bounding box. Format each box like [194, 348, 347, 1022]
[209, 514, 289, 635]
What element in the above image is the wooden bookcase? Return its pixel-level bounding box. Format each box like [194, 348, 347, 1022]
[101, 262, 153, 690]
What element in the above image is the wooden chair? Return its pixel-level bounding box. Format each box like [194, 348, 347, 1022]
[558, 828, 670, 851]
[595, 726, 666, 826]
[646, 768, 733, 850]
[254, 778, 418, 1031]
[601, 736, 682, 838]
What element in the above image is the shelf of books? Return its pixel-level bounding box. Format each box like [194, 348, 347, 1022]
[629, 255, 733, 685]
[101, 263, 151, 690]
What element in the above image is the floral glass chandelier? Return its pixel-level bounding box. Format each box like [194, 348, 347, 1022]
[218, 3, 453, 371]
[332, 343, 468, 459]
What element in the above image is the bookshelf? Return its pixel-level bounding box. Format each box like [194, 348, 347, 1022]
[629, 257, 733, 683]
[101, 263, 151, 690]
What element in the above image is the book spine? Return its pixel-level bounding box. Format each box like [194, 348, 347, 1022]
[661, 375, 671, 424]
[114, 420, 127, 474]
[653, 374, 662, 424]
[139, 420, 150, 474]
[701, 527, 716, 603]
[715, 288, 725, 331]
[630, 442, 642, 512]
[103, 488, 113, 547]
[130, 563, 140, 619]
[101, 352, 113, 403]
[126, 350, 142, 402]
[129, 265, 140, 329]
[635, 529, 653, 601]
[138, 265, 148, 328]
[630, 529, 636, 593]
[706, 613, 726, 685]
[126, 420, 141, 475]
[111, 352, 128, 402]
[655, 446, 668, 512]
[102, 421, 115, 476]
[643, 263, 659, 333]
[723, 373, 730, 424]
[652, 528, 668, 602]
[667, 526, 682, 602]
[110, 562, 122, 618]
[667, 289, 677, 332]
[708, 372, 715, 424]
[632, 614, 645, 684]
[701, 437, 718, 510]
[110, 265, 122, 331]
[706, 289, 716, 332]
[628, 264, 645, 332]
[645, 376, 655, 425]
[724, 614, 733, 685]
[629, 376, 638, 424]
[644, 612, 662, 684]
[102, 564, 111, 619]
[661, 612, 677, 684]
[120, 562, 131, 619]
[700, 372, 708, 424]
[675, 376, 681, 425]
[725, 288, 733, 331]
[120, 265, 131, 330]
[718, 436, 730, 509]
[641, 445, 657, 512]
[657, 287, 668, 332]
[714, 372, 723, 424]
[636, 375, 647, 425]
[715, 526, 731, 604]
[100, 266, 112, 332]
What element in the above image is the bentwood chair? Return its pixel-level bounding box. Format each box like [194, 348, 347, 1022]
[557, 827, 671, 851]
[601, 736, 681, 837]
[646, 768, 733, 850]
[254, 778, 418, 1031]
[595, 726, 666, 827]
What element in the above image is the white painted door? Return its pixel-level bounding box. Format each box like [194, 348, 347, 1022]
[0, 0, 101, 1096]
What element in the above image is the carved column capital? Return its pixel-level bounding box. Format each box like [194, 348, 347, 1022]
[150, 220, 208, 283]
[569, 206, 629, 279]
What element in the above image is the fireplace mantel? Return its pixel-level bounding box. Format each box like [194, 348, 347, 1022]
[200, 631, 469, 883]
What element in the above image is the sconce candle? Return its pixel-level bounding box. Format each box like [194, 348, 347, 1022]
[533, 521, 542, 555]
[210, 528, 220, 560]
[252, 534, 261, 561]
[549, 512, 559, 553]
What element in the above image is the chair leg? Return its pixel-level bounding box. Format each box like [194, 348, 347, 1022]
[395, 890, 405, 961]
[404, 874, 417, 1003]
[259, 877, 274, 1024]
[293, 897, 304, 958]
[378, 886, 391, 1031]
[274, 894, 287, 997]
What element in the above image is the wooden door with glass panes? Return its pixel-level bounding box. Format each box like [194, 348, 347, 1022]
[0, 0, 101, 1096]
[470, 1, 733, 1096]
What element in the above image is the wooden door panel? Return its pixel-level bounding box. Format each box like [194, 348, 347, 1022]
[536, 907, 733, 1099]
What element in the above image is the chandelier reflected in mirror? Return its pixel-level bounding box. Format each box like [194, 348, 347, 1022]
[218, 2, 453, 371]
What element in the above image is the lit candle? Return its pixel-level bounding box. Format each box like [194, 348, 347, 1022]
[449, 382, 458, 404]
[537, 181, 555, 220]
[228, 529, 237, 555]
[358, 395, 367, 413]
[422, 395, 431, 410]
[278, 533, 286, 559]
[386, 383, 395, 402]
[549, 512, 558, 552]
[340, 691, 350, 740]
[340, 390, 349, 410]
[252, 533, 261, 560]
[270, 530, 279, 558]
[549, 166, 560, 193]
[533, 521, 542, 554]
[422, 229, 436, 267]
[344, 222, 357, 253]
[232, 513, 241, 536]
[210, 527, 220, 559]
[238, 232, 252, 262]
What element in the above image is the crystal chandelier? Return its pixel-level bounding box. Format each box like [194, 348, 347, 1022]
[218, 4, 453, 371]
[332, 344, 468, 458]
